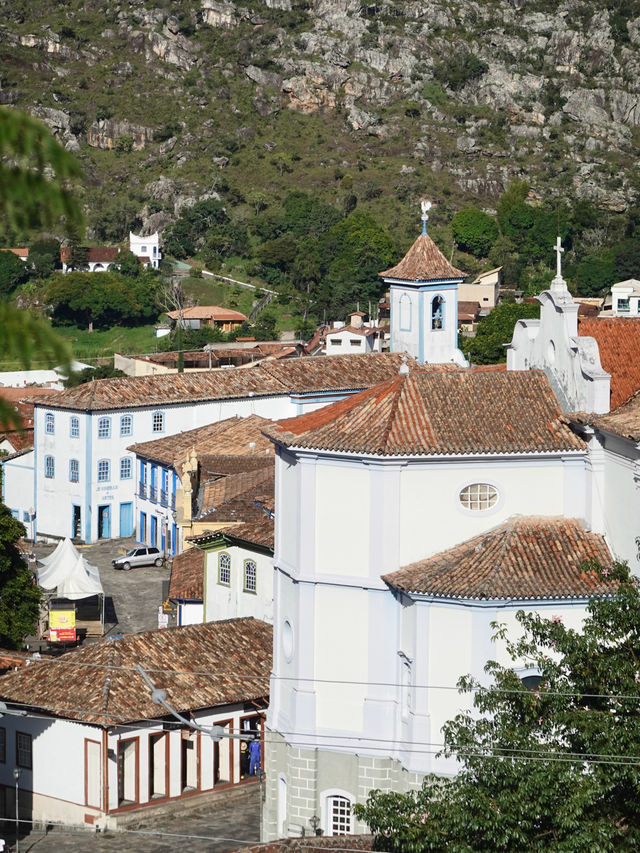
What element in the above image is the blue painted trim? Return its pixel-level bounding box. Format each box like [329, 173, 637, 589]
[418, 290, 425, 362]
[85, 412, 92, 542]
[32, 408, 38, 540]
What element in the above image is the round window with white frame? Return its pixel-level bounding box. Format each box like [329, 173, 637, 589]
[459, 482, 499, 512]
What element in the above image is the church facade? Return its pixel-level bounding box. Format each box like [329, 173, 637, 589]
[261, 368, 613, 839]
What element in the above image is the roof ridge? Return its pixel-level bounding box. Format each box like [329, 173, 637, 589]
[101, 641, 117, 719]
[379, 375, 404, 452]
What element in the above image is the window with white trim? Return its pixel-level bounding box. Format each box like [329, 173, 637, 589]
[327, 794, 352, 836]
[70, 416, 80, 438]
[459, 482, 498, 511]
[45, 413, 55, 434]
[244, 560, 257, 593]
[44, 455, 55, 479]
[69, 459, 79, 483]
[97, 459, 110, 482]
[218, 552, 231, 585]
[120, 415, 133, 436]
[120, 457, 132, 480]
[97, 417, 111, 439]
[16, 732, 32, 769]
[152, 411, 165, 433]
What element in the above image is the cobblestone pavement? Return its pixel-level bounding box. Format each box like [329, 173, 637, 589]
[32, 536, 176, 643]
[15, 785, 260, 853]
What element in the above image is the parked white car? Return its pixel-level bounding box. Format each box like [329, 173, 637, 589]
[112, 546, 163, 571]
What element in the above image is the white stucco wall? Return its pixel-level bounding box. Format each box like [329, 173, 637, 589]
[204, 544, 273, 623]
[2, 451, 35, 532]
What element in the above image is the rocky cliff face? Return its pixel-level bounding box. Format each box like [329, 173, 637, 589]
[1, 0, 639, 236]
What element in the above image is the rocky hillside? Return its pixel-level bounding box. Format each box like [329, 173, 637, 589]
[1, 0, 639, 245]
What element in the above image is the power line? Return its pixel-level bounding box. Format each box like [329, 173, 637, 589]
[0, 700, 638, 769]
[4, 649, 640, 703]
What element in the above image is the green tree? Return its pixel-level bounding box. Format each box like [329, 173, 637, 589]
[355, 559, 640, 852]
[461, 301, 540, 364]
[0, 504, 41, 648]
[451, 208, 499, 257]
[0, 251, 29, 296]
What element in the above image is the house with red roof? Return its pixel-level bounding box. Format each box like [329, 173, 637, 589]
[259, 365, 617, 839]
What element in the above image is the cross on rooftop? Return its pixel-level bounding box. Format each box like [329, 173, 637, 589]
[555, 236, 564, 279]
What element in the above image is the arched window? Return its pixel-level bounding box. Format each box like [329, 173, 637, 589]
[97, 417, 111, 439]
[399, 293, 412, 331]
[431, 295, 444, 330]
[69, 459, 80, 483]
[244, 560, 257, 593]
[120, 457, 132, 480]
[218, 552, 231, 585]
[45, 413, 55, 435]
[120, 415, 133, 436]
[152, 411, 165, 433]
[324, 793, 354, 836]
[70, 416, 80, 438]
[44, 455, 55, 479]
[97, 459, 110, 482]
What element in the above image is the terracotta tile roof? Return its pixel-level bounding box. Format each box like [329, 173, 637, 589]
[379, 233, 466, 281]
[129, 415, 273, 466]
[327, 325, 380, 338]
[266, 370, 584, 457]
[168, 546, 204, 601]
[199, 466, 274, 523]
[60, 246, 120, 264]
[2, 248, 28, 258]
[583, 389, 640, 441]
[188, 516, 275, 551]
[32, 353, 428, 411]
[0, 618, 272, 725]
[200, 455, 273, 478]
[578, 317, 640, 410]
[458, 301, 481, 318]
[166, 306, 248, 322]
[383, 517, 615, 600]
[0, 428, 33, 453]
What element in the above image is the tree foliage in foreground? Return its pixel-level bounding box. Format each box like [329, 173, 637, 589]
[355, 559, 640, 852]
[0, 505, 40, 648]
[461, 300, 540, 364]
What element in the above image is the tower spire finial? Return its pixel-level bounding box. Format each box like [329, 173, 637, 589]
[550, 235, 568, 292]
[420, 200, 432, 236]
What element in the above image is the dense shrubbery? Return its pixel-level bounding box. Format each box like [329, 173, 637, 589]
[47, 268, 160, 329]
[451, 207, 499, 257]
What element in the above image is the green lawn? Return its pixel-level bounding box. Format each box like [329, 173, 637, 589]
[54, 324, 159, 364]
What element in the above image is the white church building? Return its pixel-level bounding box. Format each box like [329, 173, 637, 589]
[260, 221, 634, 839]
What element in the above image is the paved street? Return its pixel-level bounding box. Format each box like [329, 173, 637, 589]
[32, 536, 176, 642]
[14, 784, 260, 853]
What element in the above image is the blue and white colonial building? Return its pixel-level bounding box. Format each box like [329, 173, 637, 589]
[381, 201, 467, 366]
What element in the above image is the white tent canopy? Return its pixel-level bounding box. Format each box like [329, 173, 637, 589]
[37, 539, 103, 600]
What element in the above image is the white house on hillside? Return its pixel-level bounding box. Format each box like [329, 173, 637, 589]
[324, 312, 383, 356]
[129, 231, 161, 268]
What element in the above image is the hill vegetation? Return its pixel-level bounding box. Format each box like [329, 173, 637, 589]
[3, 0, 640, 330]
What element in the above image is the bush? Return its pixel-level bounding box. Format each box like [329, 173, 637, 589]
[451, 208, 499, 257]
[433, 53, 488, 91]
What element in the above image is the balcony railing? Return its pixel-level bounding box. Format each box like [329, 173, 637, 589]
[139, 482, 146, 499]
[160, 489, 169, 507]
[149, 485, 157, 503]
[171, 494, 176, 510]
